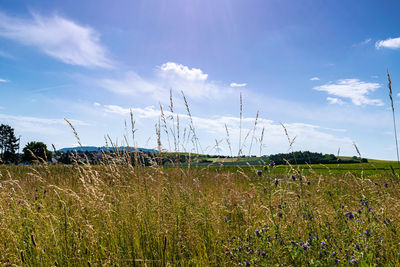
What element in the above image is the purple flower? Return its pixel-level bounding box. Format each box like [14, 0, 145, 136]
[345, 212, 355, 219]
[278, 212, 283, 218]
[238, 246, 242, 252]
[262, 251, 266, 257]
[307, 181, 311, 185]
[302, 242, 309, 250]
[384, 182, 388, 188]
[269, 160, 275, 166]
[320, 241, 326, 248]
[365, 229, 371, 238]
[291, 175, 296, 181]
[331, 251, 337, 257]
[257, 170, 262, 176]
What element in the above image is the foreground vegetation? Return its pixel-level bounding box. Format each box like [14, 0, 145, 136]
[0, 158, 399, 266]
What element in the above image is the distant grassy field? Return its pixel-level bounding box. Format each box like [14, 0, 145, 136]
[0, 158, 399, 265]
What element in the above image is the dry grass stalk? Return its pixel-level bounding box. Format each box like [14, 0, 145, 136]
[387, 70, 400, 168]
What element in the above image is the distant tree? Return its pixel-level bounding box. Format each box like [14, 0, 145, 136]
[22, 141, 52, 163]
[0, 124, 19, 164]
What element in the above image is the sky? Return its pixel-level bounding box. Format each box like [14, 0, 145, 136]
[1, 0, 400, 159]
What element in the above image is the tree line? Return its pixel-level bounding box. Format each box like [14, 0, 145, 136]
[0, 124, 52, 164]
[268, 151, 367, 165]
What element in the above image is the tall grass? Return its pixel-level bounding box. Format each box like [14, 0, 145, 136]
[0, 85, 399, 266]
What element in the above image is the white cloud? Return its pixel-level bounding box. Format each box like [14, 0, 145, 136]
[159, 62, 208, 81]
[327, 97, 344, 105]
[230, 82, 247, 87]
[313, 79, 383, 106]
[0, 12, 112, 68]
[93, 102, 101, 107]
[98, 103, 353, 155]
[376, 37, 400, 49]
[310, 77, 320, 81]
[0, 78, 9, 82]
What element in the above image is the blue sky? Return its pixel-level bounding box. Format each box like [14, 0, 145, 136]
[1, 0, 400, 159]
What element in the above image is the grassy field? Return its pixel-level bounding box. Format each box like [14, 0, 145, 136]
[0, 158, 399, 266]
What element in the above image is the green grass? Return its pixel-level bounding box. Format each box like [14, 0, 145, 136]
[0, 159, 399, 266]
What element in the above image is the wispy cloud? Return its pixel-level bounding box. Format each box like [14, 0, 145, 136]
[310, 77, 320, 81]
[98, 71, 164, 99]
[327, 97, 344, 105]
[376, 37, 400, 49]
[98, 62, 233, 100]
[314, 79, 383, 106]
[353, 38, 371, 47]
[0, 50, 14, 59]
[0, 78, 9, 83]
[0, 12, 113, 68]
[95, 103, 353, 155]
[0, 113, 88, 135]
[230, 82, 247, 87]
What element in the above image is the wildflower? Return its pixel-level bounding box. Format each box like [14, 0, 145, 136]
[345, 212, 354, 219]
[291, 175, 296, 181]
[307, 213, 313, 219]
[349, 258, 359, 264]
[274, 178, 279, 186]
[278, 204, 282, 209]
[384, 219, 391, 225]
[238, 246, 242, 252]
[331, 251, 337, 257]
[307, 181, 311, 185]
[320, 241, 327, 248]
[302, 242, 309, 250]
[246, 261, 251, 267]
[278, 212, 283, 218]
[257, 170, 262, 176]
[261, 251, 266, 257]
[354, 244, 360, 251]
[269, 161, 275, 166]
[384, 182, 388, 188]
[365, 229, 371, 238]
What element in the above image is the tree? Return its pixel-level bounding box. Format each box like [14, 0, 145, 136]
[0, 124, 19, 164]
[22, 141, 52, 163]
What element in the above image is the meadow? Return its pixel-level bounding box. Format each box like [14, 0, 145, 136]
[0, 157, 399, 266]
